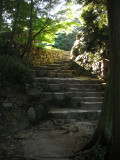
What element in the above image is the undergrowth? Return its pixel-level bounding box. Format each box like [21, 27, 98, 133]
[73, 145, 107, 160]
[0, 55, 34, 88]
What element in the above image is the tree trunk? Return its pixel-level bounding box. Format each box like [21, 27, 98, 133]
[9, 0, 20, 48]
[21, 0, 33, 58]
[0, 0, 3, 32]
[82, 1, 120, 160]
[107, 0, 120, 159]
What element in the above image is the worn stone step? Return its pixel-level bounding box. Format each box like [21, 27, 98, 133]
[65, 92, 104, 97]
[68, 88, 96, 92]
[49, 108, 101, 120]
[72, 97, 104, 102]
[37, 66, 70, 70]
[38, 83, 100, 92]
[54, 60, 70, 64]
[38, 83, 103, 91]
[36, 70, 72, 74]
[67, 84, 102, 90]
[35, 77, 103, 84]
[28, 92, 104, 100]
[50, 96, 103, 109]
[43, 64, 63, 67]
[80, 102, 102, 109]
[70, 99, 103, 108]
[49, 73, 73, 78]
[51, 92, 103, 100]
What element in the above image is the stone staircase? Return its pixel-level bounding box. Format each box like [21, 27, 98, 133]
[31, 53, 104, 121]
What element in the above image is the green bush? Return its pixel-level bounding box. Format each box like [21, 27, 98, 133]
[0, 55, 34, 87]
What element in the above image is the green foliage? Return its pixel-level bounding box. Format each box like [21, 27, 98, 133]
[77, 1, 109, 60]
[53, 32, 77, 51]
[0, 55, 34, 87]
[1, 0, 81, 50]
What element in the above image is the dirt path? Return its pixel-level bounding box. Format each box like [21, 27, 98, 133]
[0, 119, 97, 160]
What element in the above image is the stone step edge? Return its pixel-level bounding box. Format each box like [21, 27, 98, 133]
[28, 92, 104, 99]
[49, 109, 101, 120]
[49, 109, 101, 114]
[35, 77, 103, 82]
[35, 78, 104, 85]
[38, 83, 103, 86]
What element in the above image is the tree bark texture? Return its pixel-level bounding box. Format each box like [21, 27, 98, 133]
[10, 0, 20, 48]
[107, 0, 120, 159]
[21, 0, 33, 58]
[0, 0, 3, 32]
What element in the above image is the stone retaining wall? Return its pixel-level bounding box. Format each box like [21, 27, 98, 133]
[74, 53, 109, 80]
[27, 47, 70, 66]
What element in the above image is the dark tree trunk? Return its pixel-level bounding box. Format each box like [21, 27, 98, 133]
[0, 0, 3, 32]
[82, 1, 120, 160]
[9, 0, 20, 48]
[107, 0, 120, 159]
[21, 0, 33, 58]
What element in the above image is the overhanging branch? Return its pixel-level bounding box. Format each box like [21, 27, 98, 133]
[32, 18, 51, 41]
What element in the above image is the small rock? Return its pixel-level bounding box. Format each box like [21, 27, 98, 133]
[3, 102, 13, 108]
[28, 105, 48, 123]
[28, 107, 36, 122]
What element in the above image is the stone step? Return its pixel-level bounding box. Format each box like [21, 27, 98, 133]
[35, 77, 103, 84]
[28, 92, 103, 109]
[27, 92, 104, 99]
[44, 62, 70, 66]
[35, 71, 74, 78]
[67, 84, 102, 90]
[49, 108, 101, 120]
[36, 70, 73, 74]
[36, 66, 70, 70]
[30, 52, 104, 121]
[38, 83, 103, 91]
[52, 93, 103, 100]
[73, 101, 102, 109]
[54, 60, 70, 64]
[72, 97, 104, 102]
[66, 91, 104, 97]
[67, 88, 97, 92]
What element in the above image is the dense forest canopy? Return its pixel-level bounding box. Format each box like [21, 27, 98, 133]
[0, 0, 108, 58]
[0, 0, 80, 48]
